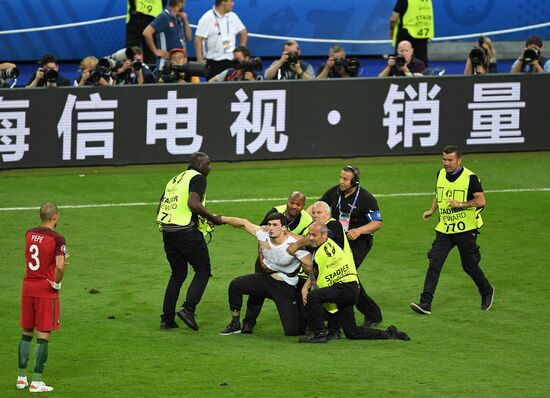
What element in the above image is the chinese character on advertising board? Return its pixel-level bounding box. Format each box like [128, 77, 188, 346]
[230, 88, 287, 155]
[467, 83, 525, 145]
[0, 96, 29, 162]
[57, 93, 117, 160]
[146, 90, 202, 155]
[383, 82, 440, 149]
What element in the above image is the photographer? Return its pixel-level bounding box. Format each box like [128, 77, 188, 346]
[74, 56, 112, 86]
[264, 39, 314, 80]
[112, 47, 155, 85]
[157, 48, 200, 83]
[316, 45, 360, 79]
[511, 35, 550, 73]
[27, 55, 71, 88]
[464, 36, 498, 75]
[208, 46, 261, 82]
[0, 62, 19, 88]
[378, 40, 425, 77]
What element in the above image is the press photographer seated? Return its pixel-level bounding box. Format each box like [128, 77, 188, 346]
[74, 56, 112, 86]
[26, 54, 71, 88]
[316, 45, 360, 79]
[378, 40, 426, 77]
[0, 62, 19, 88]
[464, 37, 498, 75]
[208, 46, 262, 82]
[157, 48, 201, 84]
[511, 35, 550, 73]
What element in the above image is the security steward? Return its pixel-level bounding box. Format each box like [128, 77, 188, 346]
[126, 0, 166, 64]
[390, 0, 434, 66]
[319, 166, 383, 327]
[157, 152, 223, 331]
[410, 145, 494, 315]
[299, 222, 410, 343]
[242, 192, 312, 333]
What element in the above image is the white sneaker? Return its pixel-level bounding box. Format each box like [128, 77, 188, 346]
[16, 376, 28, 389]
[29, 381, 54, 393]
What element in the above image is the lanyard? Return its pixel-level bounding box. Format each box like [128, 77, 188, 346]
[166, 9, 185, 47]
[212, 9, 230, 36]
[337, 186, 360, 216]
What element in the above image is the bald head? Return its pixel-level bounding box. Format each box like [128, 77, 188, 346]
[397, 40, 414, 62]
[188, 152, 211, 176]
[40, 202, 58, 223]
[308, 221, 329, 248]
[286, 191, 306, 219]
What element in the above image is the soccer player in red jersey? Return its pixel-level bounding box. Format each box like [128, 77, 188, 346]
[17, 202, 66, 393]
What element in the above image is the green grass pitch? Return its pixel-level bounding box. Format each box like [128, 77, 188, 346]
[1, 152, 549, 397]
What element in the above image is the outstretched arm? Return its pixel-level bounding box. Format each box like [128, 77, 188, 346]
[222, 216, 260, 236]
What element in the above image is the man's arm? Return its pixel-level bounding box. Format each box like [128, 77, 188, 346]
[347, 221, 383, 241]
[188, 192, 223, 225]
[238, 29, 248, 46]
[194, 36, 204, 62]
[389, 11, 400, 39]
[221, 216, 260, 235]
[297, 252, 312, 275]
[48, 254, 65, 290]
[143, 25, 170, 59]
[180, 12, 192, 42]
[286, 235, 309, 256]
[264, 58, 285, 80]
[423, 197, 439, 221]
[447, 191, 486, 209]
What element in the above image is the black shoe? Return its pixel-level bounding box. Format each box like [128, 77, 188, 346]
[177, 308, 199, 331]
[241, 323, 253, 334]
[363, 319, 382, 328]
[220, 321, 241, 335]
[326, 329, 341, 341]
[481, 286, 495, 311]
[298, 333, 327, 344]
[160, 321, 179, 330]
[386, 325, 411, 341]
[410, 302, 431, 315]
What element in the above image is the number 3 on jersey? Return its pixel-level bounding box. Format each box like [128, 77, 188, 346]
[28, 244, 41, 271]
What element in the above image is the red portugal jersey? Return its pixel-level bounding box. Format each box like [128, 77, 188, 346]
[23, 227, 66, 298]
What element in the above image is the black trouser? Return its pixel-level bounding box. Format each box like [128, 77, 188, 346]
[229, 273, 301, 336]
[349, 237, 383, 323]
[125, 13, 156, 65]
[206, 59, 234, 80]
[161, 229, 211, 322]
[420, 230, 492, 304]
[307, 282, 390, 340]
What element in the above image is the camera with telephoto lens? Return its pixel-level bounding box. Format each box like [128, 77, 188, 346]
[235, 57, 263, 72]
[469, 46, 487, 66]
[161, 61, 207, 81]
[287, 51, 299, 65]
[43, 67, 59, 83]
[333, 56, 361, 75]
[89, 58, 116, 80]
[394, 55, 406, 68]
[0, 67, 20, 80]
[523, 47, 540, 63]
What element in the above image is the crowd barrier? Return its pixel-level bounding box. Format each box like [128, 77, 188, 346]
[1, 73, 548, 170]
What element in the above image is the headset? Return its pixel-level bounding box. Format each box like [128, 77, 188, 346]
[343, 165, 360, 187]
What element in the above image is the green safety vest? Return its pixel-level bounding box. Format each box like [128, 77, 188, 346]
[435, 167, 484, 234]
[127, 0, 164, 22]
[156, 169, 208, 230]
[393, 0, 434, 46]
[274, 205, 312, 235]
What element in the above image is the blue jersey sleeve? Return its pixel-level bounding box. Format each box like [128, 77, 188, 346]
[150, 12, 169, 33]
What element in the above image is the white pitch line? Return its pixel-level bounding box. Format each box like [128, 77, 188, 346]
[0, 188, 548, 212]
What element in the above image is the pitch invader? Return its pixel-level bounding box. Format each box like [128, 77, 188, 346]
[17, 202, 67, 393]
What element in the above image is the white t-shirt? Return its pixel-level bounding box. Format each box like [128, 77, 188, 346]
[255, 230, 309, 286]
[195, 8, 246, 61]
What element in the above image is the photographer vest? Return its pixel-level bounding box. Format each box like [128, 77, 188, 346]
[393, 0, 434, 46]
[435, 167, 484, 234]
